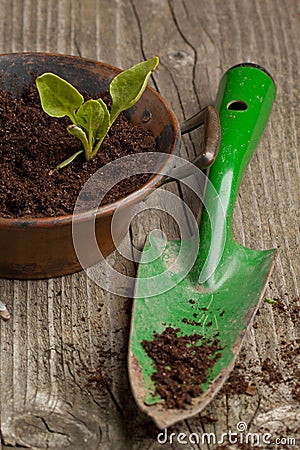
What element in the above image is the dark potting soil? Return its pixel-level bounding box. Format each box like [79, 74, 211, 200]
[0, 85, 157, 218]
[142, 326, 223, 409]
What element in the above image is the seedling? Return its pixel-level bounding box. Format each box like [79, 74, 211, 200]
[36, 56, 159, 172]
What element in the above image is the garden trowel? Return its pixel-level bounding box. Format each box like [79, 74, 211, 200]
[129, 63, 277, 428]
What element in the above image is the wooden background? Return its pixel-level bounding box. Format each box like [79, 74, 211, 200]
[0, 0, 299, 449]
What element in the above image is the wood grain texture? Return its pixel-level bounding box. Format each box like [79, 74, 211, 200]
[0, 0, 299, 449]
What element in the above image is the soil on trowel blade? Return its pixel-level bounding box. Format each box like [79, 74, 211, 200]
[142, 326, 223, 409]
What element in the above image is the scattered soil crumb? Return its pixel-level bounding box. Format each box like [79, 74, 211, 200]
[222, 364, 250, 395]
[219, 294, 300, 402]
[200, 414, 218, 423]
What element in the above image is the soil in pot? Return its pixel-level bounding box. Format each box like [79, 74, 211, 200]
[0, 85, 157, 219]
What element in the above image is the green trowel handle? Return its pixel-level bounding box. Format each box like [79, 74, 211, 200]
[197, 63, 276, 279]
[212, 63, 276, 219]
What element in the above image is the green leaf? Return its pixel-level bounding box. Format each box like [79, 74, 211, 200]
[67, 124, 89, 143]
[90, 99, 111, 157]
[95, 99, 110, 141]
[49, 149, 84, 174]
[67, 124, 91, 158]
[76, 99, 110, 140]
[110, 56, 159, 124]
[36, 73, 84, 122]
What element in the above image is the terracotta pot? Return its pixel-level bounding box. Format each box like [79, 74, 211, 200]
[0, 52, 181, 279]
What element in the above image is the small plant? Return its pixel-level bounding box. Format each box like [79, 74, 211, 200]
[36, 56, 159, 172]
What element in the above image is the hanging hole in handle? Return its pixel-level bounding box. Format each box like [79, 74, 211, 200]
[227, 100, 248, 111]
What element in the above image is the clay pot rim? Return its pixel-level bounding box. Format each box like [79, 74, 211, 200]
[0, 52, 181, 228]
